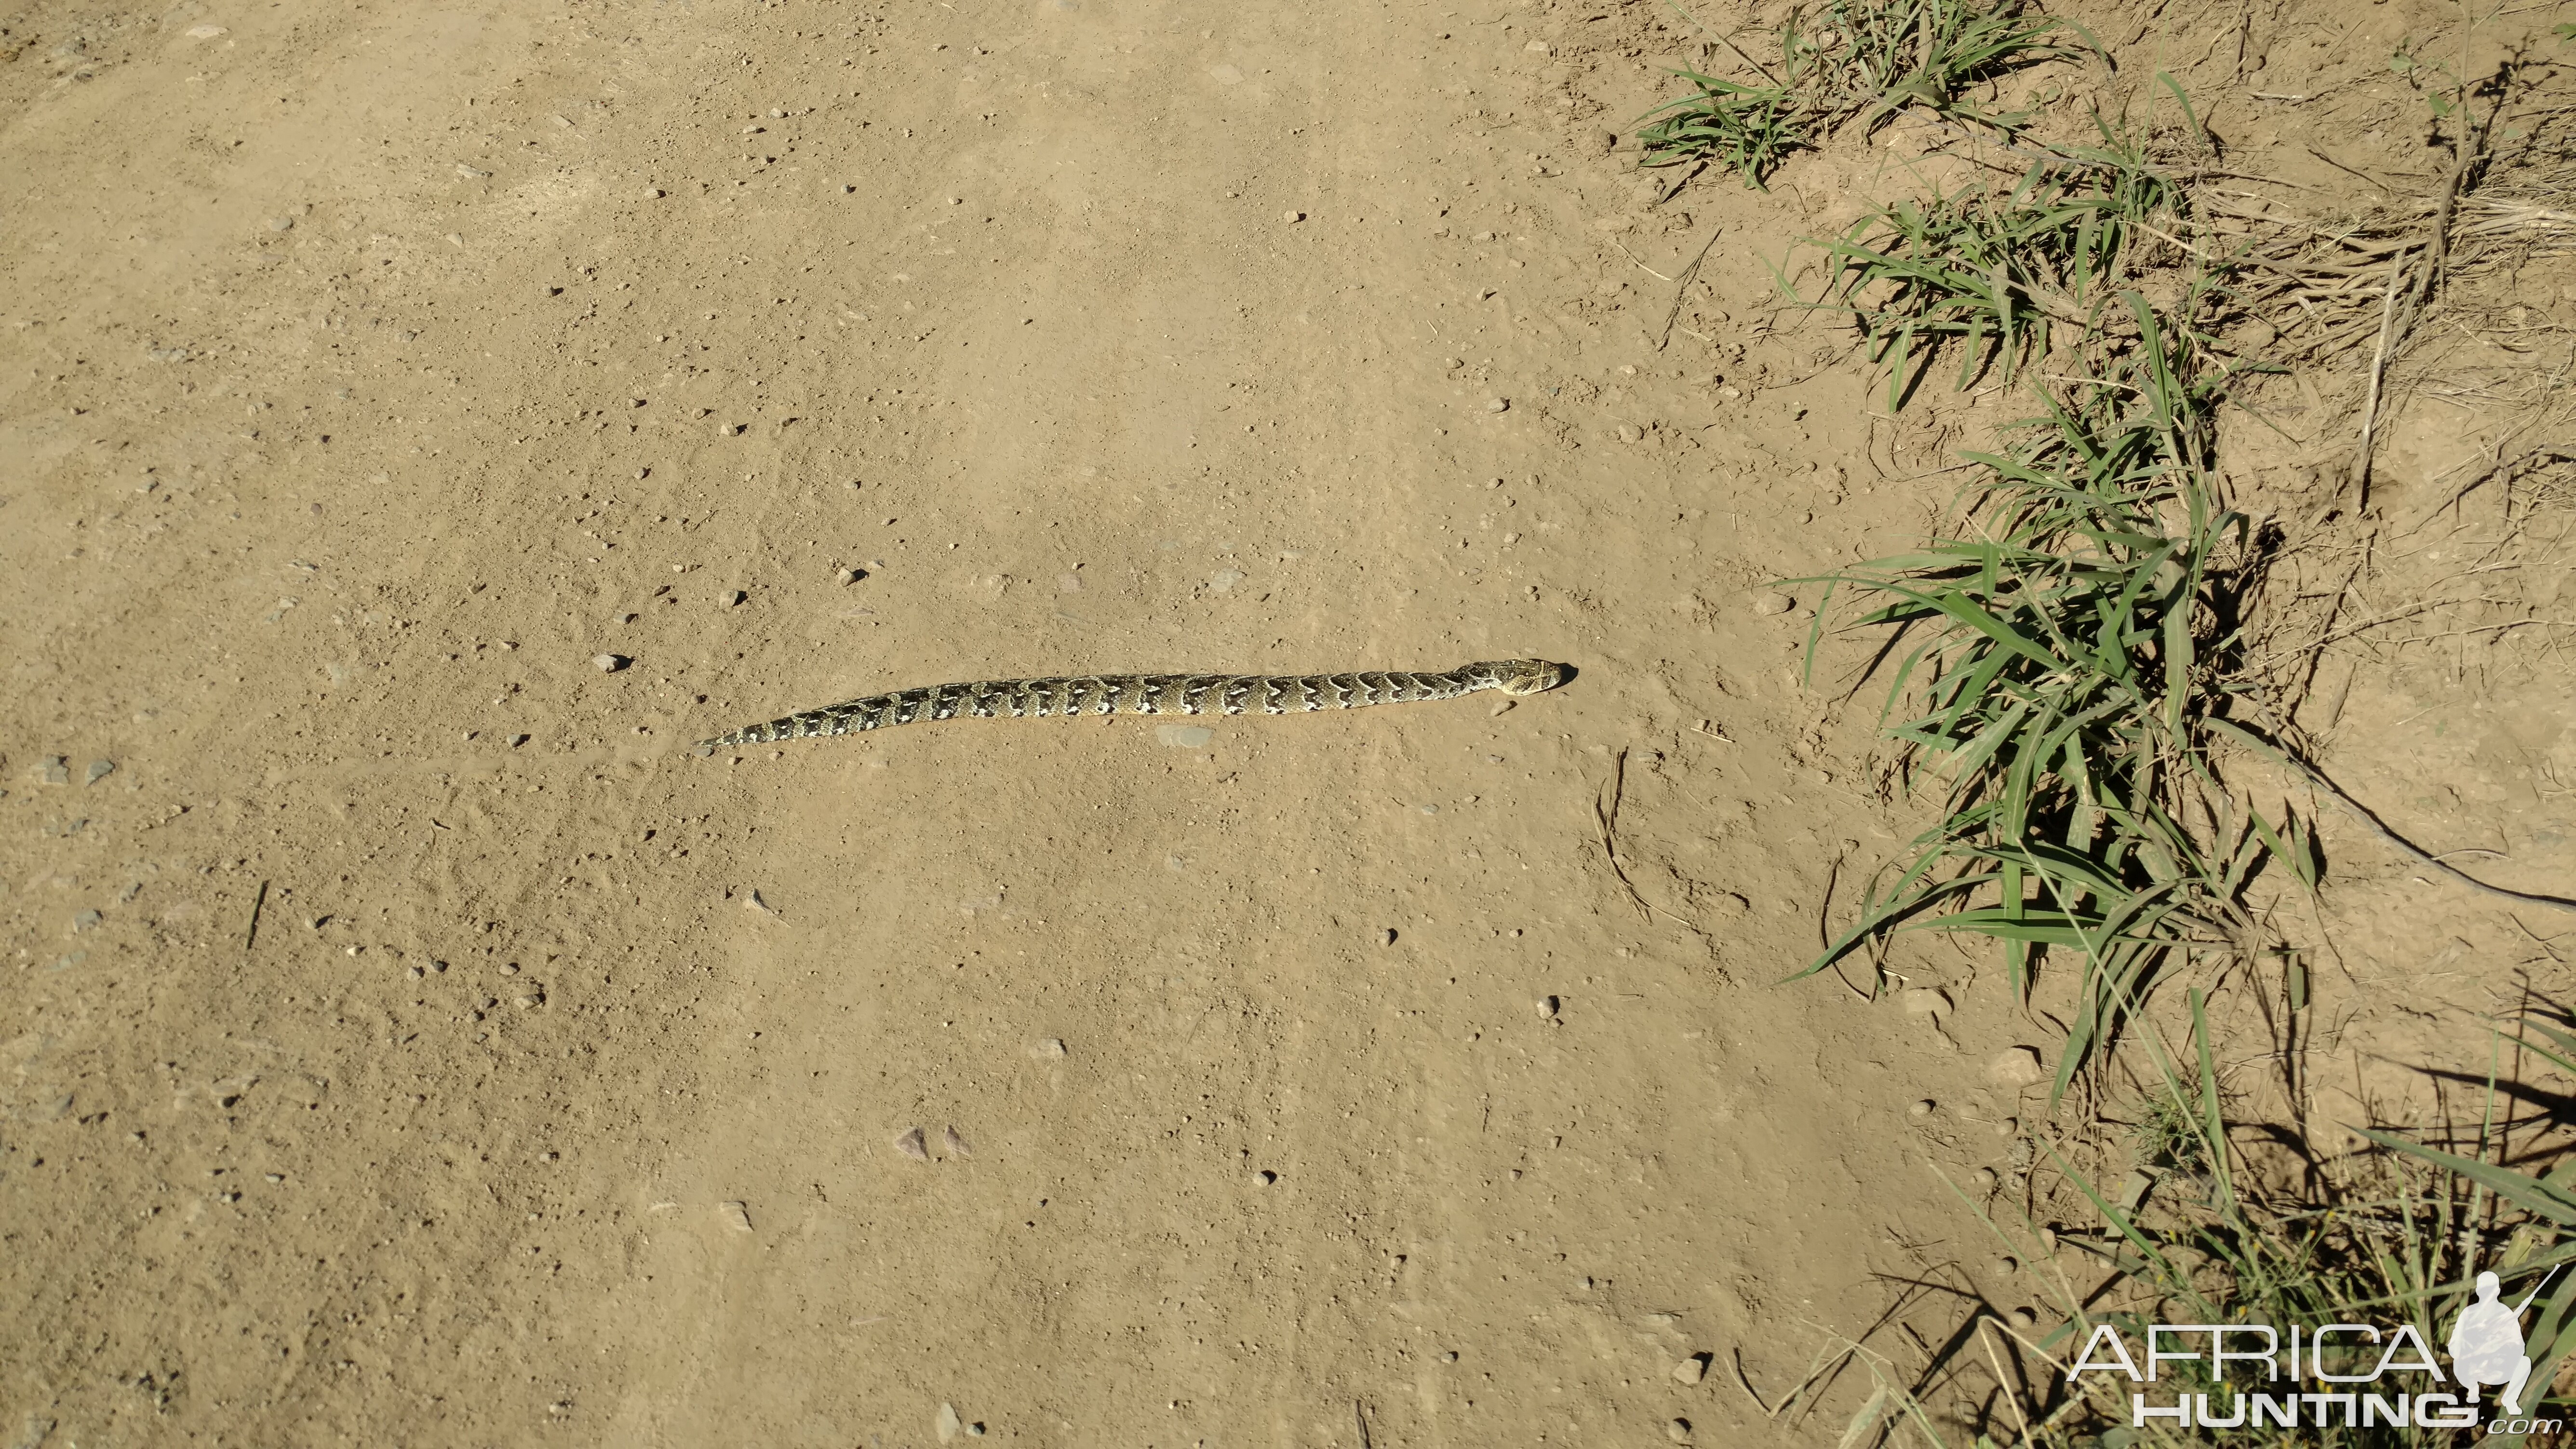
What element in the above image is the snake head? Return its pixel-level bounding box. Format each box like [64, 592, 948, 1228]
[1469, 658, 1570, 696]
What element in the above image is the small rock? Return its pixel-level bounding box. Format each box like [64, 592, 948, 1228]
[1030, 1038, 1067, 1059]
[593, 653, 629, 672]
[1973, 1168, 1999, 1191]
[943, 1126, 972, 1159]
[1665, 1418, 1691, 1443]
[1613, 422, 1643, 443]
[768, 108, 788, 119]
[1899, 986, 1949, 1016]
[2037, 1225, 2058, 1252]
[1986, 1046, 2047, 1087]
[1443, 356, 1464, 369]
[456, 163, 492, 179]
[1382, 927, 1399, 946]
[84, 760, 114, 785]
[1672, 1353, 1709, 1385]
[37, 757, 69, 785]
[836, 566, 867, 585]
[645, 187, 666, 199]
[1485, 397, 1509, 413]
[71, 909, 102, 934]
[1751, 591, 1796, 616]
[1154, 724, 1213, 748]
[1256, 1169, 1278, 1185]
[894, 1127, 929, 1161]
[720, 1200, 753, 1232]
[1907, 1099, 1935, 1119]
[507, 733, 530, 747]
[1282, 210, 1305, 223]
[267, 215, 295, 232]
[936, 1402, 964, 1443]
[1605, 130, 1624, 153]
[1995, 1253, 2019, 1275]
[742, 890, 774, 914]
[2008, 1307, 2037, 1331]
[1536, 995, 1559, 1019]
[1996, 1115, 2020, 1138]
[1525, 39, 1553, 53]
[725, 590, 748, 607]
[186, 24, 227, 37]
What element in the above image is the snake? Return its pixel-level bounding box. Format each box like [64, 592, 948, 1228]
[695, 658, 1569, 751]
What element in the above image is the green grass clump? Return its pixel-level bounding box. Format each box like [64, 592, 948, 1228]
[1809, 124, 2187, 407]
[1637, 0, 2082, 187]
[1792, 295, 2310, 1101]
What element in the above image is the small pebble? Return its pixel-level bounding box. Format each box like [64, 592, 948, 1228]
[721, 1200, 753, 1232]
[742, 890, 774, 914]
[1972, 1168, 1999, 1191]
[935, 1403, 964, 1444]
[1613, 422, 1643, 443]
[1256, 1169, 1278, 1185]
[1605, 130, 1623, 153]
[2009, 1308, 2037, 1331]
[1665, 1419, 1692, 1444]
[1485, 397, 1509, 413]
[593, 653, 629, 672]
[1996, 1115, 2019, 1138]
[2037, 1226, 2059, 1252]
[268, 216, 295, 232]
[1987, 1046, 2047, 1087]
[1907, 1099, 1935, 1119]
[836, 566, 867, 584]
[1283, 210, 1305, 223]
[943, 1126, 972, 1159]
[1995, 1254, 2019, 1276]
[1537, 995, 1558, 1019]
[1443, 356, 1464, 369]
[38, 757, 69, 785]
[1030, 1038, 1067, 1059]
[1751, 591, 1796, 616]
[1525, 39, 1552, 53]
[507, 734, 530, 747]
[1441, 1350, 1459, 1364]
[1672, 1354, 1709, 1385]
[894, 1127, 929, 1160]
[1382, 928, 1398, 946]
[84, 760, 114, 785]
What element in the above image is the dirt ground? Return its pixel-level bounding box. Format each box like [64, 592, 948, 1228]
[2, 0, 2570, 1445]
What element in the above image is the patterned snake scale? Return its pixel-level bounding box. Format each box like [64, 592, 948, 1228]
[696, 658, 1569, 752]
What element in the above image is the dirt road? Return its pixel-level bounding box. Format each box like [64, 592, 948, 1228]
[6, 0, 2227, 1444]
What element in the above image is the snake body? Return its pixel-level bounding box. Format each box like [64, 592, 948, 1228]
[697, 658, 1568, 751]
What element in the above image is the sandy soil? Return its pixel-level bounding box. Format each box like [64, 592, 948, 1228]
[3, 0, 2570, 1444]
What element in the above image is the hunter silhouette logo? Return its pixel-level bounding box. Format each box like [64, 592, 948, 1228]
[2450, 1269, 2555, 1417]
